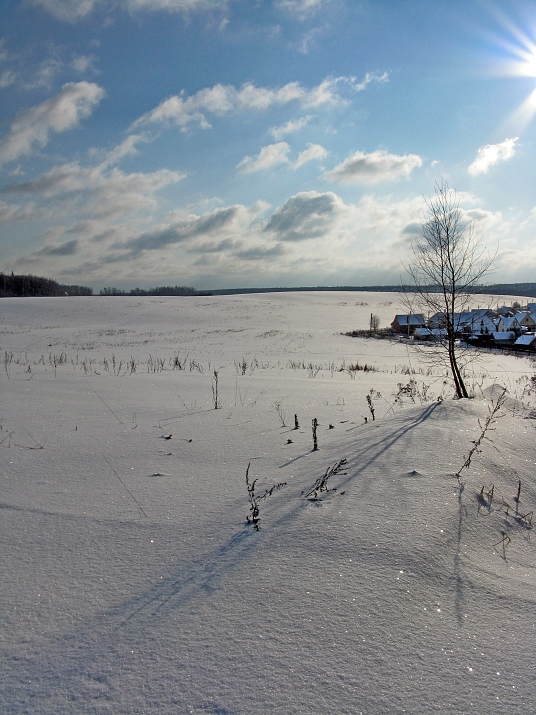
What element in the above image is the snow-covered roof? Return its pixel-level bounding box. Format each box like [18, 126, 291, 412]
[429, 309, 494, 329]
[414, 327, 446, 338]
[393, 314, 425, 326]
[499, 315, 522, 329]
[492, 331, 516, 341]
[515, 334, 536, 346]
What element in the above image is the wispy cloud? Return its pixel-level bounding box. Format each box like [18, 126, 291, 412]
[4, 161, 183, 218]
[30, 0, 104, 22]
[0, 199, 49, 224]
[34, 239, 80, 256]
[88, 133, 150, 165]
[468, 137, 519, 175]
[236, 141, 327, 173]
[0, 82, 105, 166]
[236, 142, 291, 173]
[270, 116, 312, 140]
[323, 148, 422, 184]
[133, 73, 388, 131]
[294, 143, 327, 168]
[122, 205, 241, 254]
[0, 38, 18, 88]
[0, 69, 17, 89]
[71, 54, 98, 74]
[275, 0, 331, 20]
[126, 0, 228, 12]
[30, 0, 229, 22]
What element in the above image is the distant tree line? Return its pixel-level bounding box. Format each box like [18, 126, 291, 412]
[99, 285, 211, 296]
[0, 272, 93, 297]
[470, 283, 536, 298]
[209, 283, 536, 297]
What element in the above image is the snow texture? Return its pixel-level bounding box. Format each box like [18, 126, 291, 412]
[1, 292, 535, 714]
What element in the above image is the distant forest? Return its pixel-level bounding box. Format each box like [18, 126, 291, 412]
[99, 286, 211, 296]
[2, 273, 535, 299]
[0, 273, 92, 297]
[210, 283, 536, 298]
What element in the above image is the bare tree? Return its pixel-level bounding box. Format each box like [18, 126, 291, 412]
[405, 181, 495, 399]
[369, 313, 380, 333]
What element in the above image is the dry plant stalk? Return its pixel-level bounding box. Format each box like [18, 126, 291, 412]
[312, 418, 318, 451]
[456, 387, 507, 478]
[245, 462, 286, 531]
[304, 459, 348, 500]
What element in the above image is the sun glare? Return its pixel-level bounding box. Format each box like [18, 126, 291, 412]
[510, 44, 536, 77]
[490, 11, 536, 133]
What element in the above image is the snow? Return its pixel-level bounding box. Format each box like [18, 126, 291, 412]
[1, 292, 535, 714]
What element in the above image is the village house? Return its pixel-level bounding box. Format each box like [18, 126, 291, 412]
[495, 314, 524, 336]
[391, 314, 426, 335]
[428, 308, 495, 336]
[518, 311, 536, 332]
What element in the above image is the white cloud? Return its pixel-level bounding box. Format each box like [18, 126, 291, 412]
[275, 0, 330, 19]
[293, 143, 328, 168]
[34, 58, 63, 87]
[0, 38, 8, 63]
[295, 27, 323, 55]
[5, 161, 184, 218]
[270, 116, 312, 140]
[0, 38, 17, 88]
[9, 183, 532, 287]
[30, 0, 104, 22]
[323, 149, 422, 184]
[468, 137, 519, 176]
[133, 73, 388, 131]
[352, 71, 389, 92]
[30, 0, 228, 22]
[236, 142, 325, 174]
[236, 142, 291, 173]
[0, 69, 17, 89]
[264, 190, 342, 241]
[0, 200, 48, 224]
[89, 133, 150, 165]
[71, 54, 98, 73]
[126, 0, 227, 11]
[0, 82, 105, 166]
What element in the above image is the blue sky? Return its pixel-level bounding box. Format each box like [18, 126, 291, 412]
[1, 0, 536, 290]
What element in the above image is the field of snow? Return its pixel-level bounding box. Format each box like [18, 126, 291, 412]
[1, 292, 535, 714]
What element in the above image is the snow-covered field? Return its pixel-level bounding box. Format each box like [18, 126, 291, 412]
[1, 292, 535, 715]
